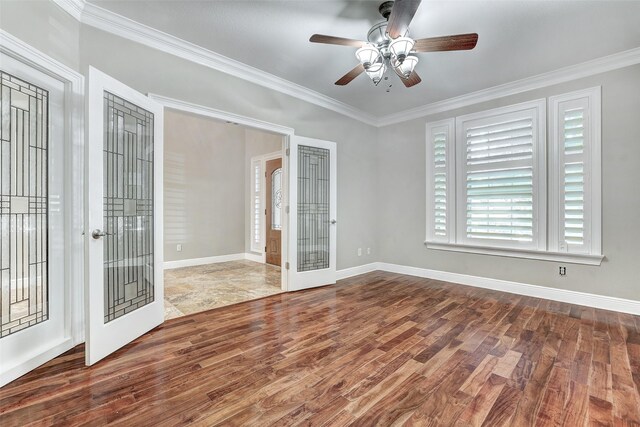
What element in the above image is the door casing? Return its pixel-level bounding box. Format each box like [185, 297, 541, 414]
[0, 30, 85, 387]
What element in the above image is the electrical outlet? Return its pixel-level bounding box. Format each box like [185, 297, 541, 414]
[357, 248, 362, 257]
[176, 244, 182, 252]
[367, 247, 371, 255]
[559, 266, 566, 276]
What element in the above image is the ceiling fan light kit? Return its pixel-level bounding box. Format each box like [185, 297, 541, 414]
[394, 55, 419, 79]
[309, 0, 478, 89]
[355, 44, 383, 71]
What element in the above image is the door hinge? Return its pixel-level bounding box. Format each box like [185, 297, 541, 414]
[265, 246, 267, 252]
[265, 208, 267, 215]
[285, 148, 290, 156]
[285, 262, 290, 270]
[285, 205, 289, 214]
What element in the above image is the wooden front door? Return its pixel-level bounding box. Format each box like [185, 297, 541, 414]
[265, 158, 282, 266]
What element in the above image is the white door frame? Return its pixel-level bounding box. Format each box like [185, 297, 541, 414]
[147, 94, 294, 292]
[0, 31, 85, 386]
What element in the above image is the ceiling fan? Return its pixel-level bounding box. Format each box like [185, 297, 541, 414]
[309, 0, 478, 88]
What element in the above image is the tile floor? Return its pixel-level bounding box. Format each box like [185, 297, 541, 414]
[163, 260, 282, 319]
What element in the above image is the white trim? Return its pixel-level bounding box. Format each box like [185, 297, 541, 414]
[0, 338, 74, 386]
[336, 263, 640, 315]
[425, 118, 455, 244]
[336, 263, 378, 280]
[0, 30, 85, 384]
[163, 253, 246, 270]
[424, 242, 604, 266]
[152, 94, 291, 292]
[375, 262, 640, 316]
[51, 0, 85, 20]
[76, 2, 377, 127]
[51, 1, 640, 127]
[548, 87, 602, 256]
[378, 47, 640, 126]
[148, 93, 294, 137]
[244, 252, 265, 264]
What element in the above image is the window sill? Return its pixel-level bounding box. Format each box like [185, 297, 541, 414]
[424, 241, 604, 266]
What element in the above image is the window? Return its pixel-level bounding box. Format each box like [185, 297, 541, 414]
[426, 88, 602, 264]
[549, 87, 601, 256]
[426, 119, 455, 243]
[250, 159, 262, 252]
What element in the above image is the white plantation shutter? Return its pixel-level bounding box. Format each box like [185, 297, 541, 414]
[456, 102, 546, 250]
[250, 159, 262, 252]
[426, 119, 455, 243]
[550, 88, 601, 255]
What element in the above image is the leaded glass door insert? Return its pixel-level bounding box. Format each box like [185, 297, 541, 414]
[103, 91, 155, 323]
[0, 71, 49, 337]
[86, 67, 163, 366]
[0, 49, 71, 388]
[297, 146, 330, 272]
[288, 136, 336, 291]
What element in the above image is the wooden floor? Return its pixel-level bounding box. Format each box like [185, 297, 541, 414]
[1, 272, 639, 426]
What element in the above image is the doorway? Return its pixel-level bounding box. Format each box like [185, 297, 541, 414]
[161, 109, 286, 319]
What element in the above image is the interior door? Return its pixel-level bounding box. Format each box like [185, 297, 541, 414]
[86, 67, 164, 365]
[0, 52, 72, 386]
[265, 157, 282, 266]
[287, 136, 337, 291]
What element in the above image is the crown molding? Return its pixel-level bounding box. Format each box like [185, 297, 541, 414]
[51, 0, 85, 21]
[51, 0, 640, 129]
[52, 0, 378, 127]
[377, 47, 640, 126]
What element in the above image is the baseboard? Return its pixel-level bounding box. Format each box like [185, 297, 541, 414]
[375, 262, 640, 316]
[164, 253, 246, 270]
[336, 263, 378, 280]
[244, 252, 265, 264]
[0, 338, 74, 387]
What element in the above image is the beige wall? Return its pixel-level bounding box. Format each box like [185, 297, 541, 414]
[377, 65, 640, 301]
[164, 110, 246, 261]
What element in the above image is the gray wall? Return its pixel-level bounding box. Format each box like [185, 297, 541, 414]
[164, 110, 246, 262]
[377, 65, 640, 301]
[5, 1, 639, 302]
[0, 0, 79, 70]
[244, 129, 283, 255]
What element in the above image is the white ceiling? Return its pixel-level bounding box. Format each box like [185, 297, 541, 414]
[88, 0, 640, 117]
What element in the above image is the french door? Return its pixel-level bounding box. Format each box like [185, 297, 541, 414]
[287, 136, 337, 291]
[0, 51, 73, 386]
[85, 67, 164, 365]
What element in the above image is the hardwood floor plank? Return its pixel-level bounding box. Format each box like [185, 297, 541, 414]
[1, 272, 638, 426]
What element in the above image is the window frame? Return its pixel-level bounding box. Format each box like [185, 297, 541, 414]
[425, 118, 456, 244]
[455, 99, 547, 252]
[548, 87, 602, 256]
[425, 91, 603, 266]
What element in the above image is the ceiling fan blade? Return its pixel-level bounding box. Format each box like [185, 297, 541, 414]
[413, 33, 479, 52]
[309, 34, 365, 47]
[335, 64, 365, 86]
[401, 70, 422, 88]
[387, 0, 422, 39]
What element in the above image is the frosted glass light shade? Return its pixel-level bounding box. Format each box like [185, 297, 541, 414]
[394, 55, 419, 78]
[389, 37, 415, 63]
[366, 61, 386, 85]
[355, 44, 381, 69]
